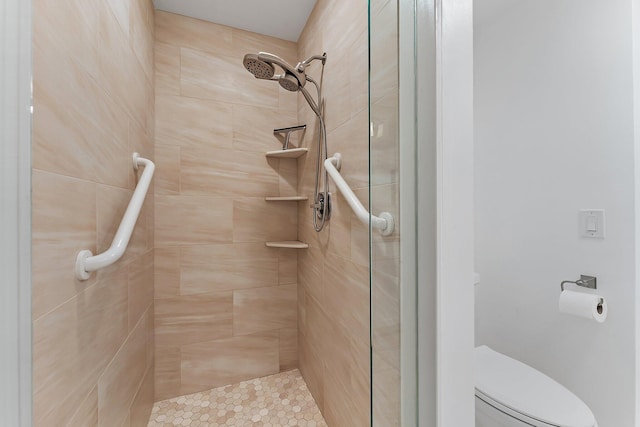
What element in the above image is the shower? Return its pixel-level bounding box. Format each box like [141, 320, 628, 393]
[243, 51, 330, 232]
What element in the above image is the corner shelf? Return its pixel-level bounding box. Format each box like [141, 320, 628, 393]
[265, 148, 308, 158]
[265, 196, 309, 201]
[265, 241, 309, 249]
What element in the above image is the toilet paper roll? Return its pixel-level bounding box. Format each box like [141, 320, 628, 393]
[559, 290, 607, 323]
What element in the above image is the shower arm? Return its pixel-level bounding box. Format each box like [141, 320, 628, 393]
[296, 53, 327, 73]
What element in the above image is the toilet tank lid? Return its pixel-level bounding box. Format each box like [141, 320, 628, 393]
[474, 346, 596, 427]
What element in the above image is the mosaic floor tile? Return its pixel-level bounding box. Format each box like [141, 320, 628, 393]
[147, 369, 328, 426]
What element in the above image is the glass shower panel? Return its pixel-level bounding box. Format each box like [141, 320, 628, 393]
[369, 0, 405, 425]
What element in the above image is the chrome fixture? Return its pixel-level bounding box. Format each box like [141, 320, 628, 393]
[560, 275, 597, 292]
[243, 51, 330, 231]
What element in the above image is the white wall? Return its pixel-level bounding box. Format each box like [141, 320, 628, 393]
[474, 1, 636, 426]
[437, 0, 476, 425]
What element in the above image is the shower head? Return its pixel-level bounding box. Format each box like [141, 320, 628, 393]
[243, 51, 326, 118]
[243, 52, 306, 90]
[243, 53, 275, 79]
[278, 73, 300, 92]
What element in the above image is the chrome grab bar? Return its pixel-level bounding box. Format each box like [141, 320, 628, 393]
[324, 153, 394, 236]
[75, 152, 155, 280]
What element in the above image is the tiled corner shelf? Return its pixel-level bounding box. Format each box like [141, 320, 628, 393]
[265, 196, 309, 201]
[265, 241, 309, 249]
[265, 141, 308, 250]
[265, 148, 308, 158]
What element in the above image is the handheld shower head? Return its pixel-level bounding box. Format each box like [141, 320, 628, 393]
[243, 54, 275, 79]
[243, 52, 306, 89]
[278, 73, 300, 92]
[242, 51, 325, 118]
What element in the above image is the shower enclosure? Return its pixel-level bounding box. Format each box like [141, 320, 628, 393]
[0, 0, 471, 424]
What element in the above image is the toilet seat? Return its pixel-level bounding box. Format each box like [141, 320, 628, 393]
[477, 390, 564, 427]
[474, 346, 596, 427]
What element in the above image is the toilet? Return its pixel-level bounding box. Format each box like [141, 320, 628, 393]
[474, 346, 597, 427]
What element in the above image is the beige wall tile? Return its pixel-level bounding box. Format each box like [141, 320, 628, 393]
[105, 0, 129, 36]
[233, 284, 297, 336]
[279, 86, 300, 113]
[154, 247, 180, 298]
[297, 1, 372, 423]
[279, 328, 298, 371]
[180, 332, 279, 389]
[155, 42, 180, 95]
[97, 310, 149, 427]
[232, 104, 298, 152]
[154, 346, 181, 401]
[323, 49, 351, 133]
[181, 47, 280, 108]
[98, 0, 147, 128]
[323, 253, 370, 341]
[155, 292, 233, 346]
[370, 0, 399, 105]
[349, 30, 369, 118]
[304, 293, 330, 358]
[278, 158, 299, 196]
[154, 144, 181, 195]
[33, 55, 106, 183]
[180, 243, 279, 294]
[130, 0, 154, 82]
[66, 386, 98, 427]
[298, 333, 324, 410]
[278, 253, 298, 285]
[32, 170, 97, 320]
[181, 146, 280, 197]
[33, 0, 101, 80]
[324, 190, 353, 261]
[156, 94, 233, 147]
[33, 268, 128, 426]
[231, 28, 298, 67]
[155, 10, 233, 56]
[33, 0, 154, 424]
[322, 0, 367, 55]
[93, 95, 131, 189]
[155, 195, 233, 246]
[326, 107, 369, 190]
[297, 286, 307, 336]
[128, 366, 155, 427]
[324, 368, 368, 427]
[298, 245, 324, 305]
[129, 249, 154, 331]
[233, 198, 297, 242]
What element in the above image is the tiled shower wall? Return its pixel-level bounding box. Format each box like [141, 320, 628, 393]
[296, 1, 372, 426]
[32, 0, 155, 425]
[153, 11, 302, 401]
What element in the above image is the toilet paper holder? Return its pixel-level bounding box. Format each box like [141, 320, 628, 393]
[560, 275, 597, 292]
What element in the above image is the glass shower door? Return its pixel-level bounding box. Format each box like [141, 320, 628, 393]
[369, 0, 414, 425]
[370, 0, 438, 424]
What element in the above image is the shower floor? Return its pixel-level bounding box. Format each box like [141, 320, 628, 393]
[147, 369, 327, 427]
